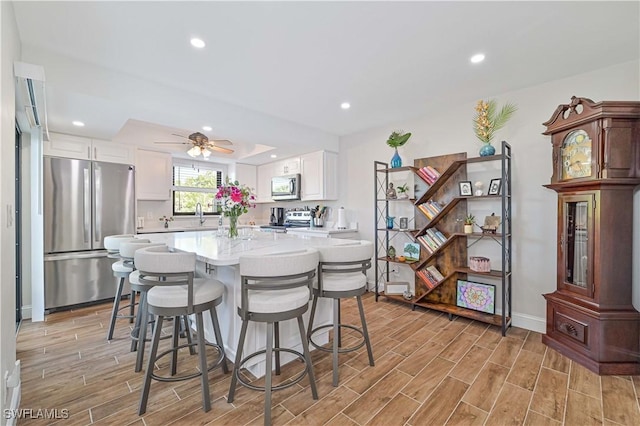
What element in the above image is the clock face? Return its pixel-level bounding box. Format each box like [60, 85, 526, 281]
[561, 130, 592, 179]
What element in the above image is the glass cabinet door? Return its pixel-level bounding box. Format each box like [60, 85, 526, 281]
[558, 193, 594, 297]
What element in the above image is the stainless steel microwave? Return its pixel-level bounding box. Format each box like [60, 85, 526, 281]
[271, 174, 301, 200]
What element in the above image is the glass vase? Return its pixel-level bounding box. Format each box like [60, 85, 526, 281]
[390, 148, 402, 168]
[479, 143, 496, 157]
[228, 215, 239, 239]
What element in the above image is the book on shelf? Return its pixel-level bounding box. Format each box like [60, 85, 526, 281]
[423, 166, 440, 180]
[417, 235, 435, 253]
[424, 201, 441, 217]
[422, 231, 441, 248]
[416, 269, 438, 289]
[426, 265, 445, 281]
[417, 204, 434, 220]
[426, 227, 447, 245]
[416, 168, 432, 184]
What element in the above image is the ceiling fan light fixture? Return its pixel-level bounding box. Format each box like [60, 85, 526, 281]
[202, 148, 212, 158]
[187, 146, 201, 157]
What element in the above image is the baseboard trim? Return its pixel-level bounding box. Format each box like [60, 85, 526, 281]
[511, 312, 546, 333]
[21, 305, 32, 320]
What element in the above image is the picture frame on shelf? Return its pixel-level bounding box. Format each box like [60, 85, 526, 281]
[458, 180, 473, 196]
[456, 280, 496, 314]
[488, 178, 502, 195]
[403, 242, 420, 262]
[384, 281, 410, 295]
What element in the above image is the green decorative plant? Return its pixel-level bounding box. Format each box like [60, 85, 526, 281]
[464, 214, 475, 225]
[473, 100, 517, 144]
[386, 131, 412, 148]
[397, 184, 409, 194]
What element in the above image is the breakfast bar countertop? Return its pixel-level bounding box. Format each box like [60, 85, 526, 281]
[142, 229, 356, 266]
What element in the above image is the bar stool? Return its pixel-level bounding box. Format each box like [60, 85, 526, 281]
[228, 249, 319, 426]
[136, 245, 228, 415]
[118, 240, 167, 372]
[104, 234, 141, 341]
[307, 240, 374, 386]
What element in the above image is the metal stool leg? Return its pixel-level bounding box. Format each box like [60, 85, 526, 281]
[170, 316, 180, 376]
[264, 322, 274, 426]
[135, 292, 149, 372]
[307, 295, 318, 340]
[210, 306, 229, 374]
[138, 314, 163, 415]
[183, 315, 196, 356]
[195, 312, 211, 412]
[297, 316, 318, 399]
[130, 290, 144, 352]
[129, 289, 136, 323]
[274, 322, 281, 375]
[332, 298, 340, 387]
[107, 277, 126, 340]
[228, 318, 249, 403]
[357, 295, 375, 367]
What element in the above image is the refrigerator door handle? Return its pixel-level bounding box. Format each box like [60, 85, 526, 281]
[83, 167, 91, 244]
[45, 251, 109, 261]
[94, 165, 102, 246]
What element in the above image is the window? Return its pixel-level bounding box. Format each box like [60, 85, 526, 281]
[172, 163, 223, 216]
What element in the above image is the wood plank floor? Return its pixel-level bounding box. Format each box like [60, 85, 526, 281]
[16, 293, 640, 425]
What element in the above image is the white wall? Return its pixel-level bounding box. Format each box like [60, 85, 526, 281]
[339, 60, 640, 332]
[0, 0, 20, 420]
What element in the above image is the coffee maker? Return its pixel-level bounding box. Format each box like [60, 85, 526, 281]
[269, 207, 285, 226]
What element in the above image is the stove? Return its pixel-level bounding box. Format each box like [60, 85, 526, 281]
[259, 210, 311, 232]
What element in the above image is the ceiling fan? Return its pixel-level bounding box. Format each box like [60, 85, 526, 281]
[155, 132, 234, 157]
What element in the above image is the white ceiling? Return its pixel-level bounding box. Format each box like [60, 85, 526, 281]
[12, 1, 640, 165]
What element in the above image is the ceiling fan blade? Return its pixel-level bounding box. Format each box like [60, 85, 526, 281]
[154, 141, 190, 145]
[171, 133, 189, 139]
[211, 139, 233, 146]
[209, 145, 234, 154]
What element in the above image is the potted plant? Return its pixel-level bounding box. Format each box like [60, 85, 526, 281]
[159, 215, 174, 228]
[386, 130, 412, 168]
[473, 99, 517, 156]
[396, 183, 409, 199]
[464, 214, 475, 234]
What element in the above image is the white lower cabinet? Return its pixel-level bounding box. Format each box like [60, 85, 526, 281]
[301, 151, 338, 201]
[136, 149, 172, 200]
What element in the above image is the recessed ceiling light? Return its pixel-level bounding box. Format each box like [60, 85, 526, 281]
[470, 53, 485, 64]
[270, 154, 277, 158]
[72, 121, 85, 127]
[190, 38, 206, 49]
[341, 102, 351, 110]
[202, 126, 212, 132]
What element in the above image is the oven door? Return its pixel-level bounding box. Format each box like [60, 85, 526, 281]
[271, 174, 300, 200]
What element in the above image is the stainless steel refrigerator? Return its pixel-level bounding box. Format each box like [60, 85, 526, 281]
[43, 157, 135, 310]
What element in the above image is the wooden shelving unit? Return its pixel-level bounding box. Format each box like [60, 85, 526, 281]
[374, 142, 513, 335]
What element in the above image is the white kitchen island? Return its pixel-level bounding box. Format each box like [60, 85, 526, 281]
[143, 230, 355, 377]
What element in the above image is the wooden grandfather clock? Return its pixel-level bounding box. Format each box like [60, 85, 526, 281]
[542, 96, 640, 375]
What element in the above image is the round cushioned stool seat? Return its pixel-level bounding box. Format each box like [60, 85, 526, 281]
[316, 272, 366, 292]
[129, 270, 140, 285]
[112, 260, 134, 274]
[104, 234, 135, 253]
[148, 278, 225, 309]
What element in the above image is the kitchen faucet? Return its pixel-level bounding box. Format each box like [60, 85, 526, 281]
[195, 202, 206, 226]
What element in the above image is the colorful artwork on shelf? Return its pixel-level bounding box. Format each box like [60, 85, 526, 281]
[403, 243, 420, 261]
[456, 280, 495, 314]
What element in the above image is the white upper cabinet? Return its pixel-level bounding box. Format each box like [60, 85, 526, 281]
[273, 157, 300, 176]
[235, 163, 257, 193]
[300, 151, 338, 201]
[256, 163, 275, 203]
[44, 132, 135, 164]
[136, 149, 172, 200]
[92, 139, 136, 164]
